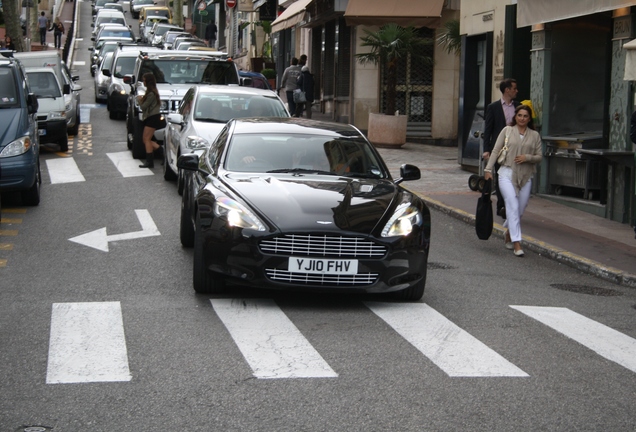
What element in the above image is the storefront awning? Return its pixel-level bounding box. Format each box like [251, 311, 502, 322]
[344, 0, 444, 28]
[271, 0, 312, 33]
[518, 0, 635, 28]
[622, 39, 636, 80]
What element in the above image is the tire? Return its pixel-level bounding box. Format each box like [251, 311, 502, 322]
[468, 174, 479, 191]
[68, 113, 80, 136]
[59, 134, 68, 152]
[180, 197, 194, 247]
[193, 213, 225, 294]
[109, 103, 117, 119]
[177, 169, 184, 195]
[131, 117, 145, 159]
[163, 148, 178, 181]
[393, 270, 426, 301]
[21, 162, 41, 206]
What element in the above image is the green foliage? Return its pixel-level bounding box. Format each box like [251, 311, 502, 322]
[355, 23, 433, 115]
[261, 68, 276, 79]
[437, 19, 461, 56]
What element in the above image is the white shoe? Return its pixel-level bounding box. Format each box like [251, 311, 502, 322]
[513, 249, 524, 257]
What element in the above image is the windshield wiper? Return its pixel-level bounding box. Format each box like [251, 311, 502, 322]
[196, 117, 226, 123]
[266, 168, 336, 176]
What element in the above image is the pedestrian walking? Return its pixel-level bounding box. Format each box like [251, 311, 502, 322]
[295, 65, 314, 118]
[279, 57, 302, 115]
[136, 73, 164, 168]
[205, 21, 217, 48]
[50, 17, 65, 50]
[38, 12, 49, 46]
[483, 78, 520, 219]
[484, 104, 543, 257]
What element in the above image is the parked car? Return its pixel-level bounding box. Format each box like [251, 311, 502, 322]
[124, 50, 241, 159]
[177, 118, 430, 300]
[14, 51, 82, 136]
[0, 52, 41, 206]
[94, 51, 115, 102]
[149, 23, 183, 46]
[25, 68, 69, 151]
[102, 2, 125, 14]
[160, 30, 191, 50]
[140, 15, 169, 43]
[239, 70, 273, 90]
[130, 0, 155, 19]
[92, 0, 118, 16]
[91, 10, 127, 37]
[93, 24, 136, 44]
[138, 5, 171, 24]
[172, 37, 205, 51]
[88, 40, 119, 76]
[164, 85, 288, 193]
[103, 45, 152, 119]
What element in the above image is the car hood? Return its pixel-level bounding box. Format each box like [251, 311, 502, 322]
[0, 108, 26, 148]
[157, 86, 191, 104]
[223, 174, 401, 234]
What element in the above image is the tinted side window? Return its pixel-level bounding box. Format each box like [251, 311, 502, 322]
[0, 68, 19, 107]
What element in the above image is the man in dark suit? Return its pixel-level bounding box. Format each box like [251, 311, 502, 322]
[482, 78, 519, 219]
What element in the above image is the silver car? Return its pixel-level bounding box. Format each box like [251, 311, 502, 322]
[94, 51, 114, 103]
[163, 85, 289, 193]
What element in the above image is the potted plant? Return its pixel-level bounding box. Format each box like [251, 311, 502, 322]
[356, 24, 432, 147]
[261, 68, 276, 90]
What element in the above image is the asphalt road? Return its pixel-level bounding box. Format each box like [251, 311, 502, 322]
[0, 3, 635, 431]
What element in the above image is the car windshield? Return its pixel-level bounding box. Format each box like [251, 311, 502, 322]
[225, 134, 387, 178]
[0, 68, 18, 108]
[194, 95, 287, 122]
[113, 56, 136, 78]
[139, 59, 238, 85]
[27, 72, 61, 98]
[155, 26, 181, 36]
[102, 52, 115, 70]
[97, 17, 125, 26]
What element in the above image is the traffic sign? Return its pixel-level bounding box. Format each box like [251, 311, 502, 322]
[197, 0, 206, 10]
[226, 0, 236, 8]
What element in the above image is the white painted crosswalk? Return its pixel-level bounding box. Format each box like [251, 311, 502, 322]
[42, 301, 636, 385]
[45, 158, 86, 184]
[47, 302, 132, 384]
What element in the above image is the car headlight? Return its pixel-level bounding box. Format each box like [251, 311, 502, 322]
[185, 136, 209, 150]
[0, 136, 32, 158]
[213, 196, 266, 231]
[65, 101, 72, 110]
[381, 202, 422, 237]
[112, 83, 126, 94]
[49, 111, 66, 120]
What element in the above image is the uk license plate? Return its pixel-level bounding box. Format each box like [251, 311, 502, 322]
[38, 129, 46, 136]
[288, 257, 358, 275]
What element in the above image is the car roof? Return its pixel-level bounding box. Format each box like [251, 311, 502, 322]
[95, 9, 125, 17]
[229, 118, 363, 137]
[239, 71, 267, 78]
[194, 84, 278, 97]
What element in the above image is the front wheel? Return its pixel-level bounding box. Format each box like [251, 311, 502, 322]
[58, 134, 68, 152]
[193, 213, 225, 294]
[21, 162, 41, 206]
[392, 270, 426, 301]
[131, 117, 145, 159]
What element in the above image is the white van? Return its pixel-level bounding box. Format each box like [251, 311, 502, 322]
[15, 51, 82, 136]
[25, 68, 70, 151]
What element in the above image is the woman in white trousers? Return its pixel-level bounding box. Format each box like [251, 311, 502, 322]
[484, 104, 543, 257]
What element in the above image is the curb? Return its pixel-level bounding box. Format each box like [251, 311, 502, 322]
[420, 196, 636, 288]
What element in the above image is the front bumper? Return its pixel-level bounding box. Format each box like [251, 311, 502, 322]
[0, 148, 39, 192]
[109, 91, 129, 114]
[200, 222, 429, 294]
[37, 119, 67, 144]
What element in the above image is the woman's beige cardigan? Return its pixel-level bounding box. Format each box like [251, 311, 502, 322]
[485, 125, 543, 195]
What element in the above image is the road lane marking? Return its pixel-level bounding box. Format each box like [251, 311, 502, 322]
[365, 302, 529, 377]
[0, 243, 13, 250]
[69, 209, 160, 252]
[47, 302, 132, 384]
[511, 305, 636, 373]
[0, 230, 18, 236]
[0, 259, 6, 267]
[1, 208, 27, 214]
[46, 158, 86, 184]
[0, 218, 22, 223]
[107, 151, 154, 177]
[210, 298, 338, 379]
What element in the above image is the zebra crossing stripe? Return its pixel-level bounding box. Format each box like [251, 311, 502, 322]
[46, 158, 86, 184]
[46, 302, 132, 384]
[107, 152, 155, 177]
[511, 306, 636, 373]
[210, 298, 338, 379]
[365, 302, 529, 377]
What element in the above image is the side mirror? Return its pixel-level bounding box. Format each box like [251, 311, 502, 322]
[177, 153, 200, 171]
[63, 84, 71, 95]
[91, 36, 95, 41]
[240, 77, 252, 87]
[27, 93, 39, 114]
[91, 23, 95, 27]
[73, 84, 83, 91]
[395, 164, 421, 184]
[123, 74, 135, 85]
[88, 47, 94, 51]
[72, 75, 80, 81]
[167, 113, 183, 127]
[102, 69, 111, 77]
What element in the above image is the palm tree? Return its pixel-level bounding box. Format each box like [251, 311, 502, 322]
[355, 24, 432, 116]
[437, 19, 461, 56]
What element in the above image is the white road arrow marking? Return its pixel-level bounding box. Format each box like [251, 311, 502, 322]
[68, 209, 160, 252]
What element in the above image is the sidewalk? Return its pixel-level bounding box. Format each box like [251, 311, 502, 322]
[302, 108, 636, 287]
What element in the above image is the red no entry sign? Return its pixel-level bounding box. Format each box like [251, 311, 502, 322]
[226, 0, 236, 7]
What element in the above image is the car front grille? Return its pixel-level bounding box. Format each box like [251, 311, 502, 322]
[265, 269, 378, 286]
[259, 234, 387, 258]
